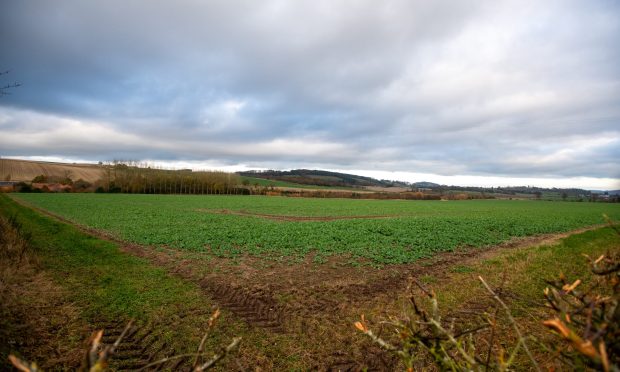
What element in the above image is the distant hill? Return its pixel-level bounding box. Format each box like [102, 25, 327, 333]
[2, 159, 615, 198]
[412, 181, 440, 188]
[0, 158, 104, 183]
[238, 169, 398, 188]
[591, 189, 620, 196]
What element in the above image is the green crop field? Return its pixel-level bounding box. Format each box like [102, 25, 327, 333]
[11, 194, 620, 264]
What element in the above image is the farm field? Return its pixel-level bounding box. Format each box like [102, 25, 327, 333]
[0, 158, 104, 183]
[11, 193, 620, 264]
[3, 193, 620, 369]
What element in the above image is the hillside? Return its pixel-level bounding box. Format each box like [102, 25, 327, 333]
[238, 169, 407, 188]
[412, 181, 441, 188]
[1, 159, 613, 200]
[0, 158, 104, 183]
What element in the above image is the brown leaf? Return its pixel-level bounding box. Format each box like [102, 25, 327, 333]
[354, 322, 367, 333]
[8, 355, 36, 372]
[543, 318, 570, 338]
[562, 279, 581, 293]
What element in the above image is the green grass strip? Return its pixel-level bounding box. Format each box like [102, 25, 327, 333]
[0, 194, 208, 320]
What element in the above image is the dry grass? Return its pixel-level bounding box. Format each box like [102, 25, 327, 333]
[0, 214, 85, 369]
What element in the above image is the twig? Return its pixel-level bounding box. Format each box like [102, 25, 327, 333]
[429, 319, 479, 367]
[192, 308, 221, 369]
[87, 330, 103, 368]
[479, 276, 541, 372]
[195, 336, 242, 371]
[99, 320, 134, 360]
[485, 270, 507, 370]
[484, 306, 500, 370]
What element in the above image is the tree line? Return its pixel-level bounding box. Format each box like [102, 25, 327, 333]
[13, 161, 245, 195]
[95, 161, 242, 194]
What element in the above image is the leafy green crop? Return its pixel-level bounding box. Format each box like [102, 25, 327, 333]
[13, 194, 620, 264]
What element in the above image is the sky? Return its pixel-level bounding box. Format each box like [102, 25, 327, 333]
[1, 1, 619, 189]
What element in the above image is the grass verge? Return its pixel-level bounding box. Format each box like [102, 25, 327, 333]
[0, 194, 247, 369]
[433, 225, 620, 309]
[0, 194, 211, 319]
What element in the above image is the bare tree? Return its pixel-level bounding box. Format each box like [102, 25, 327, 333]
[1, 70, 21, 96]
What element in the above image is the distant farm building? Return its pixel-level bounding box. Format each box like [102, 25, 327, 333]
[0, 181, 18, 192]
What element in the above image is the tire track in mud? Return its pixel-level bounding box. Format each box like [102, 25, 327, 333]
[203, 282, 285, 332]
[93, 320, 168, 370]
[94, 308, 220, 371]
[320, 344, 399, 371]
[124, 245, 290, 332]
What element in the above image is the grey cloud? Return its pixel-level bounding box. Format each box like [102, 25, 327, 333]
[0, 0, 619, 183]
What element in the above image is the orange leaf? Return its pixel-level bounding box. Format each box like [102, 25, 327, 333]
[575, 340, 598, 359]
[208, 308, 221, 327]
[562, 279, 581, 293]
[354, 321, 368, 333]
[599, 341, 610, 372]
[543, 318, 570, 338]
[8, 355, 31, 372]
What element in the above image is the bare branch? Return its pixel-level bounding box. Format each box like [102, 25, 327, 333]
[195, 336, 242, 371]
[479, 276, 541, 372]
[192, 308, 221, 369]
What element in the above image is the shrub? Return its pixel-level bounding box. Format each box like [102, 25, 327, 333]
[31, 175, 48, 183]
[355, 276, 539, 371]
[16, 182, 32, 193]
[542, 223, 619, 370]
[73, 179, 92, 191]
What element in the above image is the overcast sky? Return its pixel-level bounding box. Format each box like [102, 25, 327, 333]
[1, 1, 619, 189]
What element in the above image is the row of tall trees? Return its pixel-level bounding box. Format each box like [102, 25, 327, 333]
[97, 161, 243, 195]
